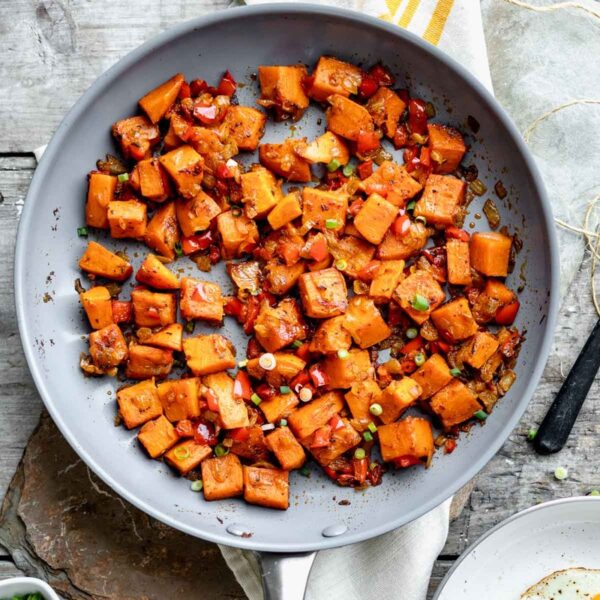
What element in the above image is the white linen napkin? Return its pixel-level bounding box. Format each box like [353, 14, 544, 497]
[220, 3, 492, 599]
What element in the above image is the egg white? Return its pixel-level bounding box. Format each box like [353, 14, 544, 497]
[521, 567, 600, 600]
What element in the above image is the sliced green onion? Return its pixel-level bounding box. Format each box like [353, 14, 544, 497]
[363, 431, 373, 442]
[191, 480, 203, 492]
[414, 352, 426, 367]
[77, 226, 88, 237]
[337, 349, 349, 359]
[174, 446, 190, 461]
[527, 428, 538, 441]
[279, 418, 288, 427]
[280, 385, 291, 394]
[184, 320, 195, 334]
[369, 403, 383, 416]
[415, 215, 427, 225]
[174, 242, 183, 257]
[342, 164, 354, 177]
[354, 448, 366, 460]
[554, 466, 568, 481]
[251, 393, 262, 406]
[588, 489, 600, 496]
[325, 218, 339, 230]
[474, 410, 488, 421]
[292, 340, 303, 349]
[406, 200, 416, 211]
[411, 294, 430, 312]
[299, 465, 310, 477]
[238, 359, 248, 368]
[450, 367, 461, 376]
[327, 159, 341, 172]
[367, 422, 378, 434]
[117, 172, 129, 183]
[406, 327, 418, 339]
[335, 259, 348, 271]
[215, 444, 229, 457]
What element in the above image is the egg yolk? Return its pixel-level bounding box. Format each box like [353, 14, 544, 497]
[592, 594, 600, 600]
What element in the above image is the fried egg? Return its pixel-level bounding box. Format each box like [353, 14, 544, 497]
[521, 567, 600, 599]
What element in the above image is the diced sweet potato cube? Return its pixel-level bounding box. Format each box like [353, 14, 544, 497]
[216, 210, 260, 259]
[201, 454, 244, 500]
[157, 377, 201, 421]
[288, 391, 344, 439]
[326, 94, 374, 141]
[378, 417, 434, 463]
[179, 278, 223, 323]
[79, 241, 133, 281]
[227, 425, 270, 462]
[258, 65, 310, 121]
[431, 298, 478, 342]
[259, 390, 299, 424]
[136, 254, 180, 290]
[430, 380, 481, 429]
[187, 125, 238, 167]
[159, 145, 204, 199]
[366, 87, 406, 137]
[243, 466, 289, 510]
[266, 427, 306, 470]
[369, 260, 405, 302]
[247, 353, 306, 388]
[308, 419, 361, 466]
[343, 296, 391, 349]
[221, 105, 266, 151]
[359, 161, 422, 205]
[378, 377, 422, 424]
[144, 323, 183, 352]
[378, 222, 429, 260]
[259, 140, 311, 183]
[393, 270, 446, 325]
[144, 202, 179, 260]
[484, 279, 517, 305]
[80, 286, 113, 329]
[462, 332, 499, 369]
[345, 379, 381, 430]
[176, 190, 221, 237]
[470, 232, 512, 277]
[117, 378, 162, 429]
[411, 354, 453, 399]
[107, 200, 147, 239]
[309, 316, 351, 354]
[89, 323, 128, 370]
[164, 439, 212, 475]
[137, 158, 171, 202]
[131, 288, 176, 328]
[307, 56, 362, 102]
[446, 238, 471, 285]
[427, 124, 466, 174]
[414, 174, 466, 226]
[139, 73, 184, 124]
[302, 187, 348, 232]
[183, 334, 236, 376]
[298, 268, 348, 319]
[353, 193, 398, 245]
[254, 298, 306, 352]
[328, 235, 376, 279]
[86, 173, 116, 229]
[203, 371, 249, 429]
[112, 116, 159, 160]
[241, 167, 283, 219]
[295, 132, 350, 165]
[267, 192, 303, 231]
[125, 344, 173, 380]
[138, 415, 178, 458]
[323, 349, 373, 389]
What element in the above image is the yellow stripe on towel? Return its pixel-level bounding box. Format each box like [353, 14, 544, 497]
[422, 0, 455, 45]
[398, 0, 421, 27]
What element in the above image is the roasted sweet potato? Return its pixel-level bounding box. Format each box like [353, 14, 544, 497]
[378, 417, 434, 464]
[89, 323, 128, 371]
[254, 298, 306, 352]
[137, 158, 171, 202]
[183, 334, 236, 376]
[266, 192, 303, 231]
[216, 210, 260, 259]
[164, 440, 212, 475]
[326, 94, 374, 141]
[393, 270, 446, 325]
[139, 73, 184, 124]
[86, 172, 116, 229]
[264, 260, 305, 296]
[309, 315, 352, 354]
[411, 353, 453, 399]
[241, 167, 283, 218]
[138, 415, 179, 458]
[295, 132, 350, 165]
[414, 174, 466, 226]
[323, 349, 373, 389]
[144, 323, 183, 352]
[131, 288, 177, 328]
[176, 191, 221, 238]
[446, 238, 471, 285]
[159, 145, 204, 199]
[203, 371, 249, 429]
[112, 116, 160, 160]
[247, 353, 306, 388]
[427, 124, 467, 174]
[431, 298, 478, 343]
[298, 268, 348, 319]
[125, 344, 173, 380]
[365, 87, 406, 137]
[287, 391, 345, 439]
[430, 379, 482, 429]
[358, 161, 422, 205]
[136, 254, 180, 290]
[308, 419, 361, 466]
[221, 105, 266, 151]
[202, 454, 244, 500]
[144, 201, 179, 260]
[157, 377, 201, 421]
[302, 187, 348, 232]
[259, 140, 311, 182]
[345, 379, 381, 430]
[462, 331, 499, 369]
[378, 377, 422, 424]
[369, 260, 405, 302]
[266, 427, 306, 470]
[243, 466, 289, 510]
[107, 200, 147, 239]
[378, 222, 429, 260]
[353, 193, 398, 244]
[343, 296, 391, 349]
[80, 286, 114, 329]
[79, 241, 133, 281]
[307, 56, 362, 102]
[259, 390, 299, 424]
[117, 378, 163, 429]
[227, 425, 270, 463]
[179, 277, 223, 323]
[258, 65, 310, 121]
[327, 235, 376, 279]
[469, 232, 512, 277]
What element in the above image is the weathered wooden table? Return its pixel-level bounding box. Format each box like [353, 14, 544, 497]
[1, 1, 598, 598]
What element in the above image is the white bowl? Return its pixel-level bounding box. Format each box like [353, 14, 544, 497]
[0, 577, 60, 599]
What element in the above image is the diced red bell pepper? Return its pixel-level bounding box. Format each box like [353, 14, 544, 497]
[401, 336, 424, 354]
[217, 70, 237, 96]
[357, 160, 373, 180]
[111, 300, 132, 323]
[194, 104, 219, 125]
[216, 163, 234, 179]
[367, 462, 384, 486]
[328, 414, 344, 431]
[233, 371, 253, 400]
[420, 146, 431, 168]
[444, 439, 457, 454]
[301, 74, 315, 94]
[393, 123, 409, 149]
[290, 370, 310, 393]
[129, 145, 146, 161]
[243, 296, 260, 335]
[256, 383, 276, 401]
[403, 145, 420, 172]
[178, 81, 191, 100]
[369, 64, 395, 87]
[349, 198, 365, 217]
[194, 419, 218, 446]
[181, 231, 213, 255]
[397, 89, 410, 104]
[229, 427, 251, 442]
[392, 214, 412, 237]
[358, 260, 381, 282]
[208, 244, 221, 264]
[247, 337, 263, 359]
[190, 79, 208, 96]
[353, 457, 368, 485]
[295, 342, 312, 362]
[357, 130, 380, 154]
[430, 340, 451, 354]
[495, 300, 520, 325]
[309, 364, 329, 388]
[204, 389, 220, 413]
[258, 290, 277, 307]
[323, 465, 337, 480]
[407, 98, 428, 135]
[393, 455, 422, 469]
[358, 75, 378, 99]
[446, 226, 470, 242]
[224, 296, 244, 320]
[388, 303, 405, 327]
[310, 425, 332, 448]
[308, 237, 329, 262]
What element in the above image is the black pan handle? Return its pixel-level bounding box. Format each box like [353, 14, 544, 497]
[534, 318, 600, 454]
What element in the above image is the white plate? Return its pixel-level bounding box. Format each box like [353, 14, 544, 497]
[0, 577, 60, 599]
[435, 497, 600, 600]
